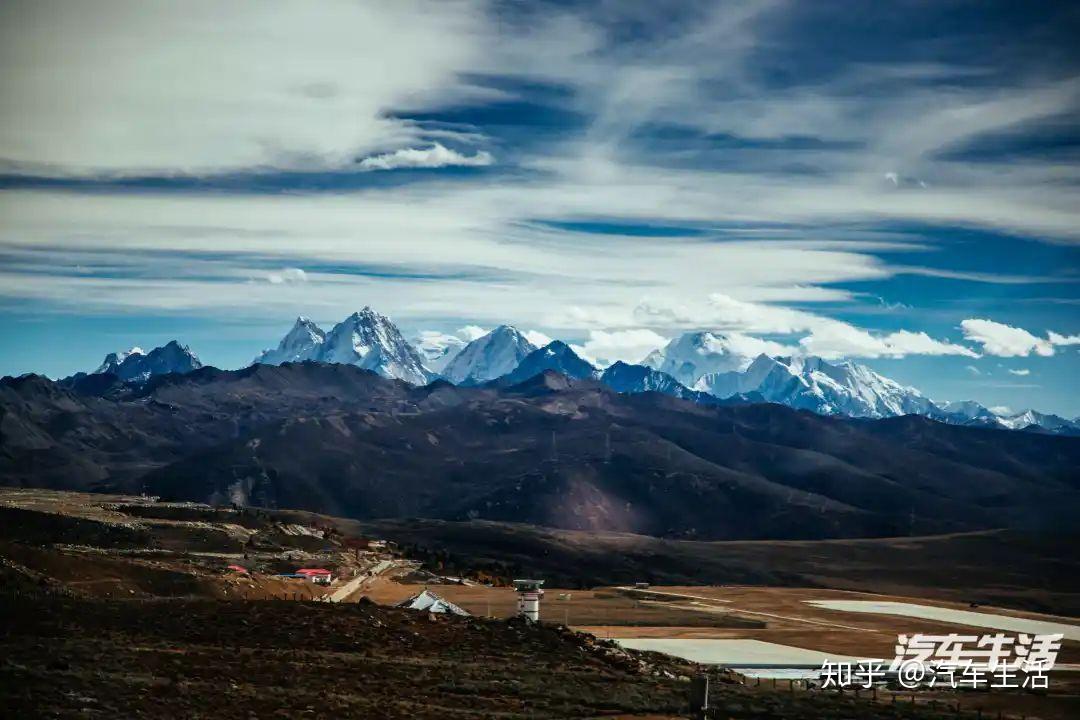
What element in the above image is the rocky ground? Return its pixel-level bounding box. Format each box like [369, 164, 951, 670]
[1, 488, 1068, 719]
[1, 588, 990, 720]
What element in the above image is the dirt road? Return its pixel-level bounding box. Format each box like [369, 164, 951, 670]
[323, 558, 400, 603]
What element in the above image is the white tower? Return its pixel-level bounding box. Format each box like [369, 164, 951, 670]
[513, 579, 544, 622]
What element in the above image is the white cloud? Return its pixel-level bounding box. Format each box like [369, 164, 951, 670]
[636, 294, 976, 360]
[799, 326, 977, 360]
[414, 329, 465, 353]
[457, 325, 488, 341]
[960, 318, 1078, 357]
[1048, 331, 1080, 347]
[571, 329, 670, 367]
[266, 267, 307, 285]
[1008, 368, 1031, 376]
[357, 143, 493, 171]
[523, 329, 554, 348]
[965, 365, 982, 376]
[0, 1, 502, 175]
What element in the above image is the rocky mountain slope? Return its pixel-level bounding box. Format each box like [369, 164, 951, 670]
[253, 316, 325, 365]
[441, 325, 537, 385]
[88, 340, 202, 383]
[3, 364, 1077, 541]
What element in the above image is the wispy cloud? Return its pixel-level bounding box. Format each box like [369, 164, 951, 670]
[0, 0, 1077, 414]
[357, 143, 493, 171]
[265, 267, 307, 285]
[960, 318, 1080, 357]
[571, 329, 671, 367]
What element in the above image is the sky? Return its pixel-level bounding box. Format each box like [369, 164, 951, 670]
[0, 0, 1078, 416]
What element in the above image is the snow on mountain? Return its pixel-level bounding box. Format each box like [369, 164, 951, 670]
[441, 325, 536, 385]
[412, 331, 467, 374]
[316, 307, 431, 385]
[92, 341, 202, 383]
[94, 346, 144, 374]
[931, 402, 1079, 433]
[253, 316, 325, 365]
[938, 400, 997, 421]
[934, 400, 1004, 427]
[600, 361, 720, 404]
[500, 341, 598, 385]
[236, 316, 1079, 433]
[696, 353, 934, 419]
[642, 332, 775, 386]
[993, 408, 1080, 433]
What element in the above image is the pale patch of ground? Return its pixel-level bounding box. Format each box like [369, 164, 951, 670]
[614, 638, 868, 665]
[807, 599, 1080, 640]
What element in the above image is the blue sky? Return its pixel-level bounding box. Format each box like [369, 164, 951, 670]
[0, 0, 1078, 415]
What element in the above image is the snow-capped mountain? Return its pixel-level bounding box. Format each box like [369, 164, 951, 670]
[316, 307, 431, 385]
[926, 401, 1079, 434]
[253, 317, 325, 365]
[642, 332, 761, 386]
[412, 331, 467, 374]
[933, 400, 1003, 427]
[600, 361, 718, 404]
[235, 314, 1077, 433]
[696, 353, 935, 419]
[499, 341, 598, 385]
[441, 325, 536, 385]
[994, 408, 1080, 433]
[94, 347, 144, 374]
[92, 341, 202, 383]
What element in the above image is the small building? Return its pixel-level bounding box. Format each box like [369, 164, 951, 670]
[397, 589, 470, 616]
[296, 568, 333, 585]
[513, 579, 544, 622]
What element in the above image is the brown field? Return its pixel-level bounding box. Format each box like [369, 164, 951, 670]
[5, 487, 1079, 718]
[364, 578, 1079, 663]
[356, 577, 1080, 719]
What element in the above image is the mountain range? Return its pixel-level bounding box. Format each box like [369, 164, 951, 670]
[3, 362, 1078, 541]
[69, 308, 1079, 434]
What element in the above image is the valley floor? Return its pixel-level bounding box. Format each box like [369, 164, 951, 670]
[3, 488, 1078, 719]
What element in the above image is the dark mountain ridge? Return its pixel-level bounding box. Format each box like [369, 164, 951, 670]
[2, 362, 1077, 541]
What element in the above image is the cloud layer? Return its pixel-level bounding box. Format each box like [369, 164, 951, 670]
[961, 319, 1080, 357]
[0, 1, 1077, 412]
[358, 144, 493, 171]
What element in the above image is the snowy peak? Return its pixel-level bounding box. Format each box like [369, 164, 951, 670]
[695, 353, 788, 399]
[696, 353, 932, 419]
[994, 408, 1079, 433]
[600, 361, 714, 403]
[441, 325, 536, 385]
[92, 341, 202, 383]
[935, 400, 1001, 425]
[318, 307, 430, 385]
[254, 316, 325, 365]
[500, 341, 598, 385]
[602, 361, 683, 394]
[94, 346, 144, 375]
[412, 331, 467, 374]
[642, 331, 759, 386]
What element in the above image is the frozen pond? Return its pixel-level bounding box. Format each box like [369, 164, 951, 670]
[614, 638, 866, 668]
[806, 600, 1080, 641]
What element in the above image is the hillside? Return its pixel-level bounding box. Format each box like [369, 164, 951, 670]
[2, 363, 1078, 541]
